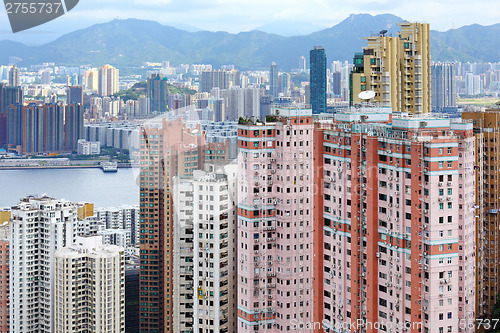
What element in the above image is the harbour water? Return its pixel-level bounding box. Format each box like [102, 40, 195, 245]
[0, 168, 140, 208]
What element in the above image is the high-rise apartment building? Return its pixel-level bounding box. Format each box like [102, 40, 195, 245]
[139, 119, 206, 332]
[67, 85, 84, 105]
[8, 65, 20, 86]
[279, 73, 291, 96]
[200, 69, 240, 93]
[148, 73, 169, 113]
[7, 103, 65, 154]
[462, 109, 500, 319]
[64, 103, 84, 151]
[226, 87, 260, 121]
[332, 71, 341, 96]
[41, 70, 51, 85]
[173, 165, 237, 333]
[0, 83, 23, 145]
[55, 236, 125, 333]
[0, 84, 23, 114]
[350, 23, 431, 113]
[299, 56, 307, 73]
[310, 46, 327, 114]
[237, 108, 315, 331]
[0, 224, 9, 333]
[431, 63, 456, 111]
[9, 196, 79, 333]
[465, 72, 483, 96]
[236, 106, 477, 332]
[98, 64, 119, 96]
[84, 69, 99, 91]
[314, 108, 475, 333]
[7, 103, 83, 154]
[269, 62, 279, 98]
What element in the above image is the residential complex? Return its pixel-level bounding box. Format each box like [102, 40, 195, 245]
[98, 64, 120, 96]
[0, 224, 8, 333]
[148, 74, 169, 113]
[315, 107, 475, 332]
[235, 106, 476, 332]
[237, 108, 315, 331]
[431, 64, 456, 111]
[173, 165, 238, 333]
[139, 118, 206, 332]
[462, 109, 500, 319]
[55, 236, 125, 333]
[9, 197, 79, 333]
[6, 103, 83, 154]
[350, 23, 431, 114]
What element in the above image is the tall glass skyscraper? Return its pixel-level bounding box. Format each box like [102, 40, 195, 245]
[269, 62, 278, 98]
[309, 46, 327, 114]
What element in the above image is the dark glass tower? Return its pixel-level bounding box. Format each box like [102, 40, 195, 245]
[310, 46, 327, 114]
[147, 73, 169, 112]
[269, 62, 278, 98]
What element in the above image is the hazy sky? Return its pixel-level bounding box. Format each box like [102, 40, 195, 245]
[1, 0, 500, 43]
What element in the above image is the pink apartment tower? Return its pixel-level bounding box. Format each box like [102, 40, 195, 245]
[237, 109, 315, 332]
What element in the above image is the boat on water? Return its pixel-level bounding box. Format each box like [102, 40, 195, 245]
[100, 161, 118, 172]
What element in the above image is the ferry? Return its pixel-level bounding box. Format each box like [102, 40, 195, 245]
[100, 161, 118, 172]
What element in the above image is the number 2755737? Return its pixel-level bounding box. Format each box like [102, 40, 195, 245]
[5, 2, 63, 14]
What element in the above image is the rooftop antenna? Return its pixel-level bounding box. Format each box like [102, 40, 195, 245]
[379, 29, 388, 36]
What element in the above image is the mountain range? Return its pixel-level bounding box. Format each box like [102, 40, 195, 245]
[1, 13, 500, 70]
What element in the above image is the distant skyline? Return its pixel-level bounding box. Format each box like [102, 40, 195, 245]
[0, 0, 500, 44]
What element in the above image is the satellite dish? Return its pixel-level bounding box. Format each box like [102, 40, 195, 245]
[358, 91, 376, 101]
[380, 29, 388, 36]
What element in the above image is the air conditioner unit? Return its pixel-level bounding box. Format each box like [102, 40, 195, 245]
[438, 182, 443, 187]
[395, 178, 399, 182]
[329, 177, 334, 181]
[447, 181, 452, 186]
[386, 150, 392, 154]
[376, 252, 381, 258]
[271, 170, 276, 174]
[270, 158, 275, 162]
[388, 176, 393, 181]
[447, 196, 453, 201]
[395, 204, 400, 208]
[423, 209, 428, 214]
[438, 197, 444, 202]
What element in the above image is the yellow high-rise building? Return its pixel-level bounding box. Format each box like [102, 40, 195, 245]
[350, 22, 431, 113]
